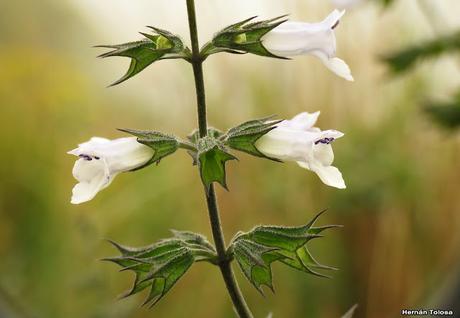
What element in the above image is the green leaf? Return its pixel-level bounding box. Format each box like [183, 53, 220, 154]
[197, 136, 237, 190]
[229, 211, 340, 294]
[383, 30, 460, 74]
[140, 249, 194, 307]
[224, 116, 282, 160]
[104, 232, 216, 307]
[231, 239, 280, 293]
[424, 91, 460, 129]
[205, 15, 288, 59]
[119, 128, 180, 168]
[96, 26, 186, 86]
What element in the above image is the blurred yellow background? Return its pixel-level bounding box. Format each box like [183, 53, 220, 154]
[1, 0, 460, 317]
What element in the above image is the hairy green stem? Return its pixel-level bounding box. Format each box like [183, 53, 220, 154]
[186, 0, 207, 138]
[205, 186, 253, 318]
[185, 1, 253, 317]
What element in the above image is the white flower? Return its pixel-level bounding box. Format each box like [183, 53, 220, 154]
[68, 137, 154, 204]
[255, 112, 346, 189]
[262, 10, 353, 81]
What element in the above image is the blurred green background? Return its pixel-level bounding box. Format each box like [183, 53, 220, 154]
[1, 0, 460, 317]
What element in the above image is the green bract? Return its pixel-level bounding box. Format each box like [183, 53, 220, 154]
[203, 15, 288, 59]
[229, 211, 340, 294]
[223, 116, 281, 160]
[196, 136, 237, 190]
[96, 26, 187, 86]
[184, 117, 282, 189]
[120, 128, 182, 169]
[104, 231, 216, 307]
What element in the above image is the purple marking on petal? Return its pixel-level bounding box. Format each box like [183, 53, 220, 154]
[332, 20, 340, 30]
[315, 137, 335, 145]
[79, 154, 93, 161]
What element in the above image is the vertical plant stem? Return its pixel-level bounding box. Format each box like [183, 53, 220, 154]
[185, 1, 253, 317]
[186, 0, 207, 138]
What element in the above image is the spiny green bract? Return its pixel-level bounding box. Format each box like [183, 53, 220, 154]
[223, 116, 281, 160]
[103, 231, 216, 308]
[185, 117, 282, 190]
[196, 136, 237, 190]
[96, 26, 187, 86]
[119, 128, 182, 169]
[206, 15, 288, 59]
[229, 211, 340, 294]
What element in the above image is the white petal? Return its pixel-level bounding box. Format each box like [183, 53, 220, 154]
[294, 128, 346, 189]
[70, 158, 114, 204]
[67, 137, 111, 156]
[298, 161, 346, 189]
[68, 136, 155, 204]
[256, 128, 318, 162]
[313, 144, 335, 166]
[279, 111, 320, 131]
[311, 164, 346, 189]
[322, 10, 346, 29]
[317, 129, 345, 140]
[263, 10, 342, 58]
[68, 137, 154, 172]
[312, 51, 354, 81]
[102, 138, 154, 172]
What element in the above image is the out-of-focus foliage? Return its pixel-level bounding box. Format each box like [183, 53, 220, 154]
[383, 31, 460, 74]
[341, 304, 358, 318]
[382, 8, 460, 129]
[377, 0, 395, 8]
[424, 92, 460, 129]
